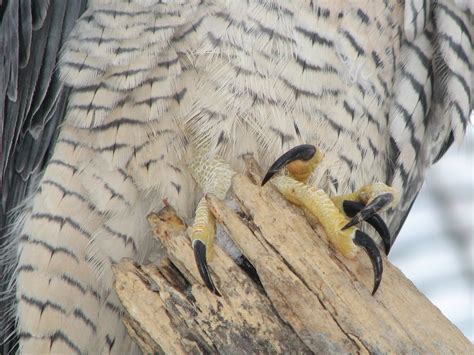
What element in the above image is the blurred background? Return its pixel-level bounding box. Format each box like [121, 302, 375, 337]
[390, 113, 473, 341]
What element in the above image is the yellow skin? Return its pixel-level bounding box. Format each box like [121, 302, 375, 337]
[190, 148, 397, 277]
[286, 149, 324, 183]
[273, 151, 398, 259]
[271, 175, 359, 258]
[192, 197, 217, 259]
[189, 152, 234, 262]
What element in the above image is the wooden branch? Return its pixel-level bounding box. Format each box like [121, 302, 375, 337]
[113, 158, 472, 354]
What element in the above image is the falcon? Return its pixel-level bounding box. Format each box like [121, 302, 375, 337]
[1, 0, 472, 353]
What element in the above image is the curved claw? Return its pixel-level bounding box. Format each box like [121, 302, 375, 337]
[261, 144, 316, 186]
[342, 200, 391, 255]
[193, 240, 221, 296]
[341, 193, 393, 231]
[353, 230, 382, 295]
[364, 213, 391, 255]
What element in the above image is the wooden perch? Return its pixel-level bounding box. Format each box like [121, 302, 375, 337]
[113, 157, 472, 354]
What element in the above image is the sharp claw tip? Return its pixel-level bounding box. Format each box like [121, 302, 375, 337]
[353, 230, 383, 296]
[372, 274, 382, 295]
[193, 240, 220, 296]
[341, 220, 357, 230]
[261, 173, 272, 186]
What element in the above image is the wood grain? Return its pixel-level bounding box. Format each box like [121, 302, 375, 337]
[113, 158, 472, 354]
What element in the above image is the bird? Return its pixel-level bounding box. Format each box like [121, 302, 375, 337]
[1, 0, 472, 353]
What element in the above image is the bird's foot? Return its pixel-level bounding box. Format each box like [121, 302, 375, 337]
[189, 154, 234, 296]
[262, 144, 397, 295]
[332, 183, 399, 255]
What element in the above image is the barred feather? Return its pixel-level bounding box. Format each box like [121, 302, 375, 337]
[404, 0, 431, 41]
[388, 0, 473, 235]
[2, 0, 471, 353]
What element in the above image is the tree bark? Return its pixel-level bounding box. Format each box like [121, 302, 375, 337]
[113, 157, 472, 354]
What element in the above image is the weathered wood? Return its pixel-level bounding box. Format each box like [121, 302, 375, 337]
[113, 159, 472, 354]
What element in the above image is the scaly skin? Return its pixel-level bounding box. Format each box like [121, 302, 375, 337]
[271, 175, 358, 258]
[192, 197, 216, 259]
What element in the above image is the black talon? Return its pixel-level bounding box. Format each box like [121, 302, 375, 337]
[342, 200, 391, 255]
[342, 193, 393, 230]
[193, 240, 221, 296]
[353, 230, 383, 295]
[364, 213, 391, 255]
[261, 144, 317, 186]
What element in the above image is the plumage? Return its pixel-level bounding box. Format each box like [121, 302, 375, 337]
[1, 0, 472, 353]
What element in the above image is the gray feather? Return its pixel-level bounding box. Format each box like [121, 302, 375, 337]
[0, 1, 87, 352]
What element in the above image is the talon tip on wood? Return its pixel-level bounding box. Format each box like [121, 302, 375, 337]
[193, 240, 221, 296]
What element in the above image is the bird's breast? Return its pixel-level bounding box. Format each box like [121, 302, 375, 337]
[178, 1, 403, 193]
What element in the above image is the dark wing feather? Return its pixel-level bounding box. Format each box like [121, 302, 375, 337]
[0, 1, 86, 352]
[1, 0, 86, 222]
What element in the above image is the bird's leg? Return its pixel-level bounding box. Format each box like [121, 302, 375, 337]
[262, 145, 391, 295]
[189, 153, 235, 295]
[332, 184, 399, 255]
